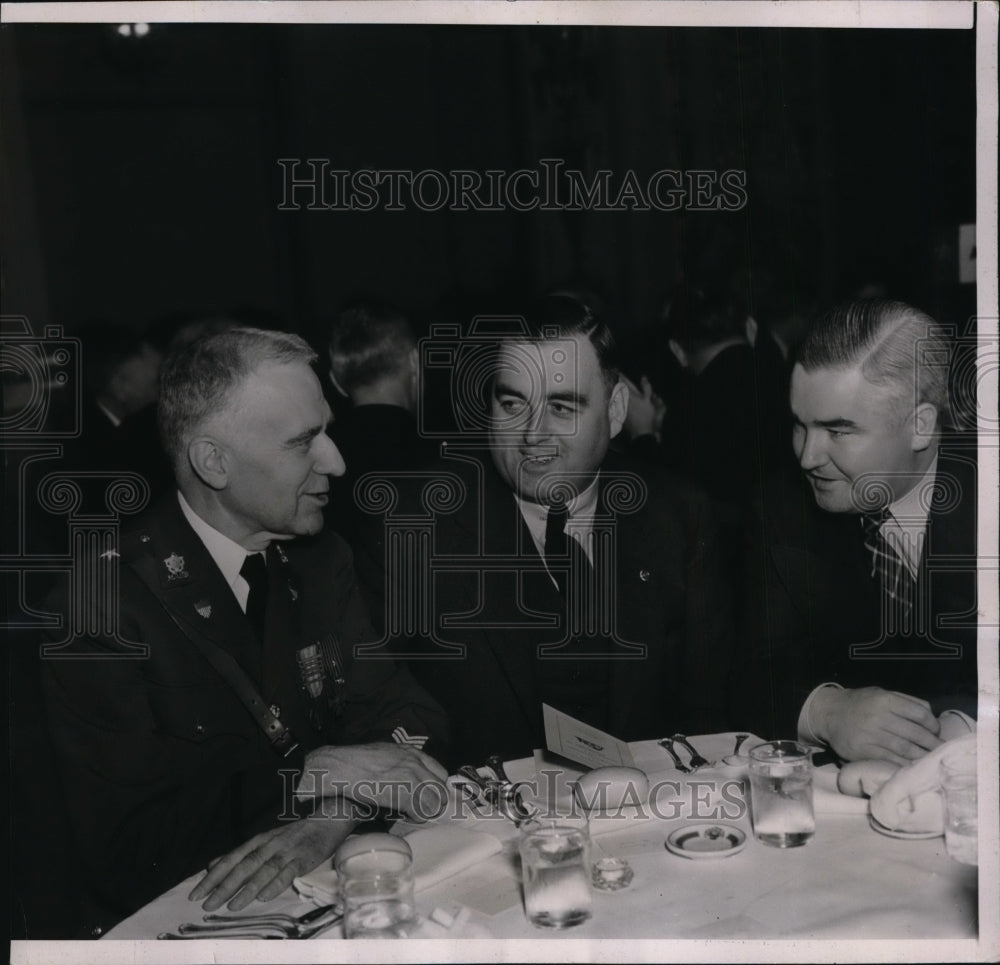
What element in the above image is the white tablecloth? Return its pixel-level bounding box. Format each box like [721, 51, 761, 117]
[102, 732, 978, 943]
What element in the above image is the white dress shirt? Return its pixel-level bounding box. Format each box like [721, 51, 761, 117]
[177, 491, 260, 614]
[514, 475, 600, 587]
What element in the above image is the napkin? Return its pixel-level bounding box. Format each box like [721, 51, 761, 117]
[869, 732, 976, 834]
[293, 826, 504, 902]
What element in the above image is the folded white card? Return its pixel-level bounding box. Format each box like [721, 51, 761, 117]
[542, 704, 636, 769]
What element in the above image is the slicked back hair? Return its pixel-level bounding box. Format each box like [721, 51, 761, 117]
[517, 292, 621, 395]
[796, 298, 953, 428]
[328, 299, 416, 395]
[158, 327, 317, 471]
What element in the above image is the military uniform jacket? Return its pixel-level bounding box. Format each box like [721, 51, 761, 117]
[40, 494, 449, 922]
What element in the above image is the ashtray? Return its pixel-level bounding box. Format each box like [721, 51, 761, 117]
[591, 856, 634, 890]
[665, 825, 746, 859]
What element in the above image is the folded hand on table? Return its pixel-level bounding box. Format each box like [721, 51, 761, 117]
[295, 741, 450, 823]
[811, 687, 942, 766]
[189, 812, 356, 912]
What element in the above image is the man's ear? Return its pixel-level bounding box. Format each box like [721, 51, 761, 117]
[188, 437, 229, 491]
[667, 339, 688, 369]
[608, 379, 629, 439]
[911, 402, 939, 451]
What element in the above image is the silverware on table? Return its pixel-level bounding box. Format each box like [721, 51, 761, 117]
[657, 737, 692, 773]
[174, 905, 342, 939]
[204, 902, 339, 927]
[672, 734, 715, 768]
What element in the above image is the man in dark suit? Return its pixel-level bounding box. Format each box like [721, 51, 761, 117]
[38, 328, 448, 933]
[355, 295, 734, 766]
[741, 298, 978, 765]
[324, 298, 438, 545]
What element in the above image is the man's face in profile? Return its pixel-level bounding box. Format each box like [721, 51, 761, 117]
[488, 335, 627, 504]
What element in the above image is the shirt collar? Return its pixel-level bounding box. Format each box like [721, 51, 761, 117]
[515, 473, 600, 557]
[877, 455, 938, 577]
[177, 490, 256, 593]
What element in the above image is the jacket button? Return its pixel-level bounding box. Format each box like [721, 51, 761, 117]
[639, 569, 651, 582]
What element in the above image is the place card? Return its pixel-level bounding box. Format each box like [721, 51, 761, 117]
[542, 704, 636, 770]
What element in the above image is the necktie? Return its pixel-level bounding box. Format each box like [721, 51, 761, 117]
[544, 503, 595, 602]
[861, 509, 915, 617]
[240, 552, 269, 641]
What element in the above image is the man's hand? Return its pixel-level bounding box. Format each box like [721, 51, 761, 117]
[296, 741, 449, 823]
[188, 814, 355, 912]
[622, 375, 666, 442]
[813, 686, 942, 765]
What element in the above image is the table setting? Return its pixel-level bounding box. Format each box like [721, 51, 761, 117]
[102, 713, 980, 945]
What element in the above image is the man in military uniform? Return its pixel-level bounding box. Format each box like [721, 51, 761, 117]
[39, 328, 449, 932]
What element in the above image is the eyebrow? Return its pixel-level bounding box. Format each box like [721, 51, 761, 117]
[493, 381, 587, 406]
[284, 425, 324, 448]
[792, 413, 861, 430]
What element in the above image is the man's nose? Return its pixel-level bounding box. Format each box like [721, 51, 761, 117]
[315, 433, 346, 477]
[796, 428, 826, 470]
[521, 405, 551, 445]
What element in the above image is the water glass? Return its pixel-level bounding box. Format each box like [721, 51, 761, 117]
[518, 816, 592, 928]
[748, 740, 815, 848]
[940, 743, 977, 865]
[334, 833, 417, 938]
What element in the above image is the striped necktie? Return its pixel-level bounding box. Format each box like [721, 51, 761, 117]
[861, 509, 915, 616]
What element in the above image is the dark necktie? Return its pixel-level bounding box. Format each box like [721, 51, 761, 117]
[544, 503, 595, 602]
[240, 552, 269, 641]
[861, 509, 916, 616]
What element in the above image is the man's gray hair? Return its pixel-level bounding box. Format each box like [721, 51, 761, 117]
[158, 327, 317, 469]
[796, 298, 953, 427]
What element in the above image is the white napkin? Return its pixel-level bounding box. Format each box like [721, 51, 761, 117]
[869, 732, 976, 834]
[293, 826, 503, 902]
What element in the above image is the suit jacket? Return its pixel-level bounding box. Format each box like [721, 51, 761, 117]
[39, 494, 448, 928]
[738, 445, 979, 738]
[354, 452, 736, 766]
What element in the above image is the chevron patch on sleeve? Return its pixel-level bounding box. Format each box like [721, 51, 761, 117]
[391, 726, 428, 749]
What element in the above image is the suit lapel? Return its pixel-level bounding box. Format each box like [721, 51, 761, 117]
[136, 497, 263, 679]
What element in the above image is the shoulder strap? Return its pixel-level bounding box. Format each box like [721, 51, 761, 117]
[129, 555, 300, 757]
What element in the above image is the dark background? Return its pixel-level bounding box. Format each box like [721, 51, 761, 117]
[1, 23, 977, 349]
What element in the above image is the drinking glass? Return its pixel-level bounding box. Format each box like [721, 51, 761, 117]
[940, 743, 977, 865]
[518, 816, 592, 928]
[334, 833, 417, 938]
[748, 740, 815, 847]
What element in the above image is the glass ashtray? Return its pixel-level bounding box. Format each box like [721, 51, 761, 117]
[591, 856, 634, 891]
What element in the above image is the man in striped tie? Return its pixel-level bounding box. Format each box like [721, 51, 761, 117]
[741, 298, 978, 765]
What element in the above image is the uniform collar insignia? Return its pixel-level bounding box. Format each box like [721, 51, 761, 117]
[275, 544, 289, 564]
[100, 549, 120, 560]
[164, 552, 188, 581]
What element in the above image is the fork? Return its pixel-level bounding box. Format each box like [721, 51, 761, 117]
[657, 738, 691, 773]
[176, 906, 342, 939]
[672, 734, 715, 769]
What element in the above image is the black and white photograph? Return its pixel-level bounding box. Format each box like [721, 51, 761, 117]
[3, 2, 997, 962]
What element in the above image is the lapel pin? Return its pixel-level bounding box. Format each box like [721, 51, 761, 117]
[194, 600, 212, 619]
[639, 568, 651, 582]
[164, 552, 188, 581]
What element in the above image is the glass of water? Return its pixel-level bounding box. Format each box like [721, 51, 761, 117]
[335, 832, 417, 938]
[518, 816, 593, 929]
[940, 742, 977, 865]
[748, 740, 816, 848]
